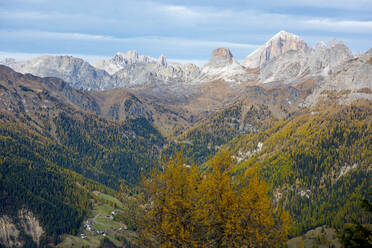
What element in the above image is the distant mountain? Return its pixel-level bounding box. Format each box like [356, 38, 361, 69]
[305, 48, 372, 105]
[94, 50, 156, 74]
[1, 31, 371, 118]
[1, 55, 114, 90]
[260, 39, 353, 85]
[94, 50, 201, 87]
[242, 30, 309, 69]
[199, 48, 257, 83]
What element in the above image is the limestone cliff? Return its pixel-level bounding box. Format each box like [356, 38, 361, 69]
[0, 209, 44, 247]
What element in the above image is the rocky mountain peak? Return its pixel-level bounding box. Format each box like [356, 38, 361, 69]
[113, 50, 139, 63]
[242, 30, 309, 69]
[199, 48, 251, 83]
[328, 38, 345, 48]
[271, 30, 299, 40]
[207, 48, 234, 68]
[313, 41, 328, 50]
[94, 50, 156, 74]
[157, 54, 167, 66]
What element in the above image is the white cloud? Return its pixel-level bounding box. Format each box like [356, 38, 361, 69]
[159, 5, 202, 19]
[1, 1, 371, 59]
[303, 19, 372, 32]
[0, 29, 121, 41]
[274, 0, 372, 10]
[0, 51, 109, 64]
[0, 29, 259, 49]
[0, 10, 82, 21]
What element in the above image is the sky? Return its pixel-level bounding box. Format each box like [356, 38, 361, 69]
[1, 0, 372, 65]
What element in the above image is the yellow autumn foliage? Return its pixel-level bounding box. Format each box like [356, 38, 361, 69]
[141, 151, 289, 247]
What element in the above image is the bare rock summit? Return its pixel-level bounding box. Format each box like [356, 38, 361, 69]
[242, 30, 309, 69]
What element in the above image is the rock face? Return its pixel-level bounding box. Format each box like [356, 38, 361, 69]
[206, 48, 234, 67]
[305, 48, 372, 105]
[0, 209, 44, 247]
[199, 48, 256, 83]
[1, 55, 114, 90]
[95, 51, 201, 87]
[94, 50, 155, 75]
[0, 52, 201, 89]
[260, 39, 354, 84]
[0, 216, 21, 247]
[112, 59, 201, 87]
[18, 209, 45, 246]
[157, 54, 168, 67]
[242, 30, 309, 69]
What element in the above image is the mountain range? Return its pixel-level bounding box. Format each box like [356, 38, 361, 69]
[2, 31, 370, 117]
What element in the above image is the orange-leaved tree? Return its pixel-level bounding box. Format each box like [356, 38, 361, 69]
[141, 152, 202, 247]
[141, 151, 289, 247]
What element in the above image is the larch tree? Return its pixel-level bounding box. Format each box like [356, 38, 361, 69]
[141, 152, 202, 247]
[140, 151, 289, 247]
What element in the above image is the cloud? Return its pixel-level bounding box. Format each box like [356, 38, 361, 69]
[0, 51, 110, 64]
[158, 5, 202, 19]
[303, 19, 372, 33]
[0, 29, 260, 61]
[1, 0, 371, 60]
[273, 0, 372, 10]
[0, 29, 259, 49]
[0, 29, 119, 41]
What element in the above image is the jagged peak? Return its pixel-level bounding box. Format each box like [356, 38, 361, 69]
[313, 41, 328, 50]
[242, 30, 308, 68]
[157, 54, 167, 66]
[115, 50, 138, 59]
[271, 30, 301, 41]
[212, 47, 233, 58]
[328, 38, 345, 48]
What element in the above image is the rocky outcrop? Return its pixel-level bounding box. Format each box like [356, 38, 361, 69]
[95, 51, 201, 87]
[157, 54, 168, 67]
[199, 48, 256, 83]
[0, 209, 44, 247]
[18, 209, 44, 246]
[260, 39, 354, 85]
[242, 30, 309, 69]
[305, 48, 372, 105]
[94, 50, 155, 75]
[0, 216, 22, 247]
[206, 48, 234, 68]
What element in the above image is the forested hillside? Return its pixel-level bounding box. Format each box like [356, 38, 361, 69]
[0, 66, 165, 245]
[0, 115, 114, 241]
[0, 66, 165, 187]
[225, 100, 372, 235]
[164, 102, 277, 165]
[163, 83, 309, 165]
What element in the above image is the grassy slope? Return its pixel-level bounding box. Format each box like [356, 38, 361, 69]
[58, 192, 138, 248]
